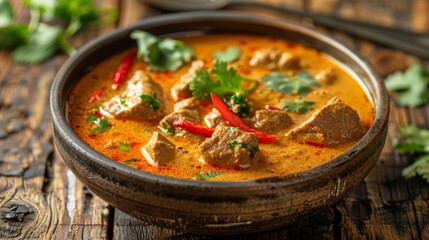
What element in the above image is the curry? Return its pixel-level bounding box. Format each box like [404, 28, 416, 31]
[67, 33, 374, 181]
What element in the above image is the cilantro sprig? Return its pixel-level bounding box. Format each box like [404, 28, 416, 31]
[213, 46, 241, 63]
[140, 93, 161, 111]
[228, 140, 259, 159]
[385, 63, 429, 107]
[394, 125, 429, 183]
[130, 30, 194, 72]
[192, 170, 223, 180]
[280, 99, 315, 114]
[87, 113, 112, 134]
[262, 71, 320, 96]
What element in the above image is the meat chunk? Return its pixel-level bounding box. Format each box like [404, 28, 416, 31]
[173, 97, 199, 112]
[204, 108, 225, 128]
[171, 60, 204, 101]
[160, 98, 201, 138]
[286, 97, 365, 146]
[254, 109, 293, 133]
[249, 48, 299, 70]
[198, 125, 260, 169]
[141, 132, 175, 167]
[314, 68, 336, 84]
[100, 70, 165, 120]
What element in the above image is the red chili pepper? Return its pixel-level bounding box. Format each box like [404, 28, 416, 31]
[112, 51, 136, 90]
[172, 120, 214, 137]
[211, 93, 276, 143]
[88, 87, 106, 103]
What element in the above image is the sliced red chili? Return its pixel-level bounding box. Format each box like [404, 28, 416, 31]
[172, 120, 214, 137]
[112, 51, 136, 90]
[211, 93, 276, 143]
[88, 87, 106, 103]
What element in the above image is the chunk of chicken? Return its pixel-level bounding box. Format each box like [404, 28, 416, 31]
[198, 125, 260, 169]
[249, 48, 299, 70]
[171, 60, 204, 101]
[141, 132, 175, 167]
[254, 109, 293, 133]
[100, 70, 165, 120]
[204, 108, 225, 128]
[286, 97, 365, 146]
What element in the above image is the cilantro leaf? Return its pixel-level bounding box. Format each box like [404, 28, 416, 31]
[385, 63, 429, 107]
[158, 120, 174, 135]
[130, 30, 194, 72]
[192, 170, 223, 180]
[123, 158, 137, 165]
[119, 142, 131, 152]
[87, 113, 112, 134]
[279, 99, 315, 114]
[224, 93, 250, 118]
[402, 155, 429, 183]
[0, 0, 14, 27]
[12, 23, 64, 64]
[0, 24, 29, 49]
[228, 140, 259, 159]
[140, 93, 160, 111]
[262, 71, 320, 96]
[190, 60, 246, 99]
[213, 46, 241, 63]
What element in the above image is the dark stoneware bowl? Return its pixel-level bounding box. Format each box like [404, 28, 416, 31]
[50, 12, 389, 235]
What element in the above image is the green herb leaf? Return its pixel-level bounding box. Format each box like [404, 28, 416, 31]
[262, 71, 320, 96]
[158, 120, 174, 135]
[402, 154, 429, 183]
[12, 23, 64, 64]
[131, 30, 194, 72]
[228, 140, 259, 159]
[120, 96, 128, 106]
[190, 60, 247, 99]
[87, 113, 112, 134]
[279, 99, 315, 114]
[119, 142, 131, 152]
[385, 63, 429, 107]
[0, 0, 14, 27]
[213, 46, 241, 63]
[0, 24, 29, 49]
[192, 170, 223, 180]
[140, 93, 160, 111]
[224, 93, 250, 118]
[123, 158, 137, 165]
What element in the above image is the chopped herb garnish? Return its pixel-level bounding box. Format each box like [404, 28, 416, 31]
[227, 126, 238, 132]
[262, 71, 320, 96]
[385, 63, 429, 107]
[120, 96, 128, 106]
[130, 30, 194, 71]
[224, 93, 250, 118]
[192, 170, 223, 180]
[119, 142, 131, 152]
[87, 113, 112, 134]
[158, 120, 174, 135]
[280, 99, 315, 114]
[393, 125, 429, 183]
[228, 140, 259, 159]
[123, 158, 137, 165]
[213, 46, 241, 63]
[140, 93, 160, 111]
[190, 60, 256, 99]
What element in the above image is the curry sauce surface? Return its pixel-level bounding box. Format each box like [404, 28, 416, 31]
[67, 34, 374, 181]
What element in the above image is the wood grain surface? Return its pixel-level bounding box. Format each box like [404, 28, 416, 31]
[0, 0, 428, 239]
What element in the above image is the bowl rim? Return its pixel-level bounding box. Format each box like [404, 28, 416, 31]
[50, 11, 389, 190]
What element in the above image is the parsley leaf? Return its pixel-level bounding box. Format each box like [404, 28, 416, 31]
[119, 142, 132, 152]
[192, 170, 223, 180]
[130, 30, 194, 72]
[87, 113, 112, 134]
[123, 158, 137, 165]
[228, 140, 259, 159]
[213, 46, 241, 63]
[262, 71, 320, 96]
[385, 63, 429, 107]
[280, 99, 315, 114]
[190, 60, 246, 99]
[140, 93, 160, 111]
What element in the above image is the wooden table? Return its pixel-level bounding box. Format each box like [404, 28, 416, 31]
[1, 0, 428, 239]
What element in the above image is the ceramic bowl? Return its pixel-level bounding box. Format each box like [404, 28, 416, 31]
[50, 11, 389, 235]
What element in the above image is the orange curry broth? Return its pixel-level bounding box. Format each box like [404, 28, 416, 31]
[67, 33, 374, 181]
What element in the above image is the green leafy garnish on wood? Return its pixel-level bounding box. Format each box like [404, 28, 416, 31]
[190, 60, 256, 99]
[385, 63, 429, 107]
[87, 114, 112, 134]
[192, 170, 223, 180]
[119, 142, 131, 152]
[130, 30, 194, 72]
[228, 140, 259, 159]
[213, 46, 241, 63]
[140, 93, 161, 111]
[394, 125, 429, 183]
[280, 99, 315, 114]
[262, 71, 320, 96]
